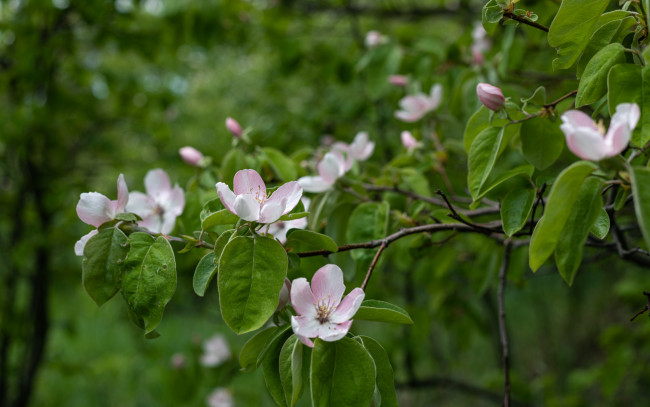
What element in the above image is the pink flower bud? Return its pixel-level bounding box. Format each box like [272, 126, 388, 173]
[225, 117, 242, 138]
[476, 83, 505, 111]
[178, 146, 204, 166]
[388, 75, 408, 87]
[401, 131, 418, 149]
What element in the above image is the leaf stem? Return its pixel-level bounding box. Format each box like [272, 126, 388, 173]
[502, 12, 549, 32]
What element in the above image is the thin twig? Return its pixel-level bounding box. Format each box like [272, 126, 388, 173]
[528, 183, 547, 235]
[502, 12, 549, 32]
[544, 90, 578, 109]
[630, 291, 650, 322]
[498, 240, 513, 407]
[436, 190, 501, 234]
[361, 240, 387, 291]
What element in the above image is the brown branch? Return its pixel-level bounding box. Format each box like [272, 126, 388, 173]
[502, 12, 549, 32]
[630, 291, 650, 322]
[361, 241, 387, 291]
[436, 190, 501, 234]
[544, 90, 578, 109]
[498, 240, 513, 407]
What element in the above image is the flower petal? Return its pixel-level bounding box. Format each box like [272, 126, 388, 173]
[605, 121, 632, 157]
[318, 320, 352, 342]
[77, 192, 114, 227]
[266, 181, 302, 215]
[233, 169, 266, 198]
[564, 127, 608, 161]
[318, 152, 343, 184]
[350, 132, 374, 161]
[116, 174, 129, 213]
[234, 194, 261, 222]
[297, 176, 332, 193]
[429, 84, 443, 110]
[311, 264, 346, 307]
[611, 102, 640, 130]
[74, 230, 98, 256]
[165, 184, 185, 216]
[290, 277, 317, 317]
[138, 214, 164, 233]
[296, 334, 315, 348]
[561, 110, 599, 132]
[258, 199, 285, 224]
[395, 110, 423, 123]
[330, 288, 365, 323]
[145, 168, 172, 198]
[291, 315, 321, 339]
[126, 191, 155, 218]
[216, 182, 237, 214]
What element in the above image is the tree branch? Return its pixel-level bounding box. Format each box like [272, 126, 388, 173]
[502, 12, 549, 32]
[361, 240, 387, 291]
[498, 240, 513, 407]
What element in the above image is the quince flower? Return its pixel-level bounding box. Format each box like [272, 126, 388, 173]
[127, 169, 185, 234]
[225, 117, 242, 137]
[199, 334, 231, 367]
[268, 197, 310, 243]
[75, 174, 129, 256]
[364, 30, 388, 48]
[401, 130, 419, 150]
[179, 146, 204, 167]
[560, 103, 640, 161]
[206, 388, 234, 407]
[395, 84, 442, 122]
[476, 83, 505, 111]
[216, 169, 302, 224]
[290, 264, 365, 348]
[297, 151, 348, 193]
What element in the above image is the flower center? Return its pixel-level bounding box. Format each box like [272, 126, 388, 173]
[248, 186, 267, 204]
[597, 119, 606, 135]
[315, 295, 336, 323]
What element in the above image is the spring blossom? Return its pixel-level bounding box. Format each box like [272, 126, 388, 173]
[560, 103, 640, 161]
[127, 169, 185, 234]
[179, 146, 204, 167]
[476, 83, 505, 111]
[225, 117, 242, 137]
[401, 131, 419, 150]
[290, 264, 365, 347]
[395, 84, 442, 122]
[200, 334, 231, 367]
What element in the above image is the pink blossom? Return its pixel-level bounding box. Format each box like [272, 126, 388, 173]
[216, 169, 302, 224]
[290, 264, 365, 348]
[75, 174, 129, 256]
[268, 197, 310, 243]
[297, 151, 348, 193]
[276, 278, 292, 311]
[365, 30, 387, 48]
[476, 83, 505, 111]
[388, 75, 408, 87]
[127, 169, 185, 234]
[470, 23, 490, 65]
[179, 146, 204, 167]
[206, 388, 234, 407]
[200, 334, 231, 367]
[170, 353, 186, 369]
[401, 131, 419, 150]
[560, 103, 640, 161]
[225, 117, 242, 137]
[395, 84, 442, 122]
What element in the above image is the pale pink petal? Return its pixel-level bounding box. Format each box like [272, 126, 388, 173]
[564, 127, 608, 161]
[266, 182, 302, 215]
[144, 169, 172, 198]
[332, 142, 349, 152]
[429, 84, 443, 110]
[165, 184, 185, 216]
[234, 194, 260, 222]
[318, 320, 352, 342]
[292, 315, 321, 339]
[179, 146, 204, 166]
[395, 110, 423, 123]
[358, 142, 375, 161]
[233, 169, 266, 198]
[330, 288, 365, 323]
[318, 152, 344, 184]
[296, 334, 315, 348]
[476, 83, 504, 111]
[297, 176, 332, 193]
[74, 230, 98, 256]
[225, 117, 243, 137]
[116, 174, 129, 213]
[276, 278, 292, 310]
[561, 110, 599, 132]
[311, 264, 345, 307]
[350, 132, 374, 161]
[611, 103, 640, 130]
[160, 212, 177, 234]
[216, 182, 237, 214]
[399, 94, 429, 114]
[401, 131, 418, 149]
[605, 121, 631, 157]
[77, 192, 115, 227]
[138, 214, 164, 233]
[258, 199, 285, 224]
[290, 277, 317, 317]
[126, 191, 155, 218]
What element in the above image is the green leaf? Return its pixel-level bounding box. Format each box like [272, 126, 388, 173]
[554, 177, 603, 285]
[577, 16, 636, 78]
[81, 227, 129, 306]
[630, 166, 650, 250]
[590, 207, 610, 239]
[482, 0, 502, 34]
[202, 209, 240, 229]
[353, 300, 413, 325]
[520, 117, 565, 170]
[472, 164, 534, 204]
[347, 202, 389, 262]
[608, 63, 642, 116]
[548, 0, 610, 70]
[279, 335, 307, 407]
[262, 329, 292, 407]
[400, 168, 431, 196]
[529, 161, 598, 271]
[463, 106, 509, 152]
[358, 336, 398, 407]
[501, 186, 536, 237]
[262, 147, 298, 182]
[640, 64, 650, 146]
[192, 251, 217, 297]
[239, 326, 278, 372]
[121, 234, 177, 334]
[278, 212, 309, 222]
[114, 212, 141, 222]
[221, 148, 247, 185]
[468, 126, 511, 199]
[218, 235, 288, 334]
[575, 43, 625, 107]
[311, 337, 376, 407]
[284, 229, 338, 253]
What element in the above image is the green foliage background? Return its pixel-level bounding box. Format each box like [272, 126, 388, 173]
[2, 0, 650, 406]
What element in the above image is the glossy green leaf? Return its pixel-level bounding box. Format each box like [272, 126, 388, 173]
[468, 126, 507, 199]
[192, 251, 217, 297]
[262, 147, 298, 182]
[501, 186, 536, 237]
[472, 164, 534, 204]
[121, 234, 177, 334]
[555, 177, 603, 285]
[630, 166, 650, 250]
[548, 0, 610, 70]
[278, 212, 309, 222]
[358, 336, 398, 407]
[481, 0, 502, 34]
[529, 161, 597, 271]
[590, 208, 610, 239]
[520, 117, 565, 170]
[311, 337, 376, 407]
[239, 326, 278, 372]
[353, 300, 413, 325]
[218, 235, 288, 333]
[284, 229, 338, 254]
[608, 63, 642, 115]
[575, 43, 625, 107]
[81, 227, 129, 306]
[347, 202, 389, 262]
[577, 16, 636, 78]
[640, 64, 650, 146]
[201, 209, 240, 229]
[279, 335, 307, 407]
[463, 106, 509, 152]
[262, 329, 291, 407]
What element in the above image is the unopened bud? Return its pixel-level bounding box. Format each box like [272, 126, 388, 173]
[400, 131, 418, 149]
[476, 83, 505, 111]
[178, 146, 204, 166]
[388, 75, 408, 87]
[276, 278, 291, 311]
[225, 117, 242, 138]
